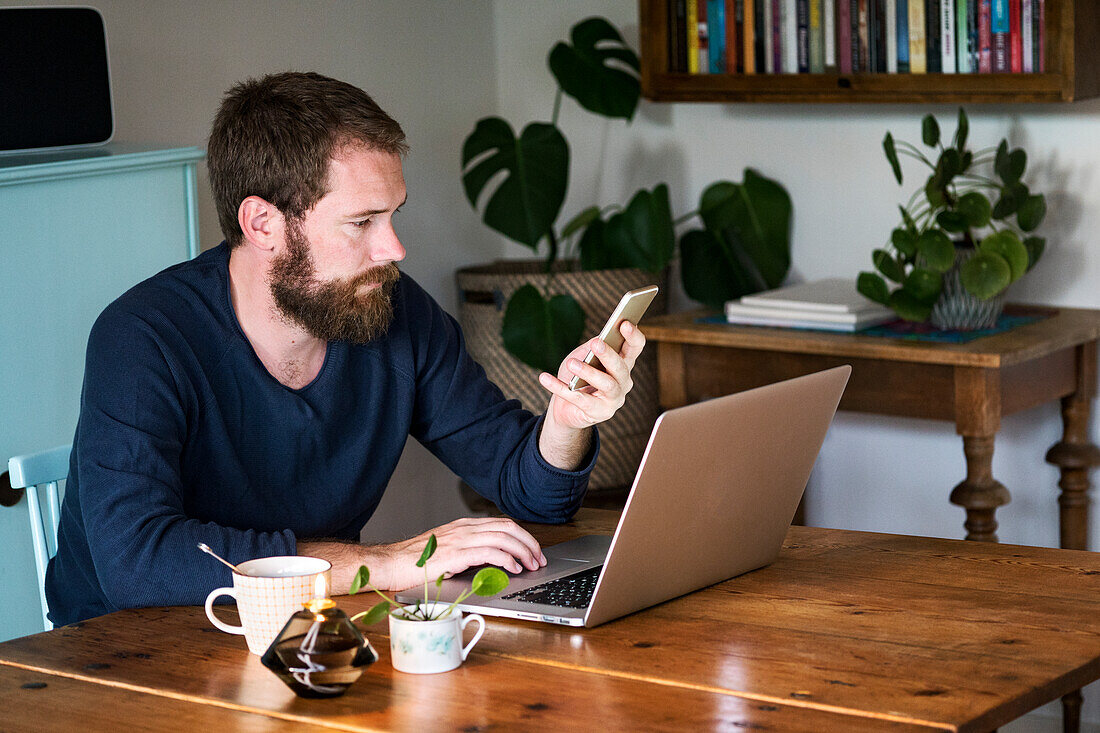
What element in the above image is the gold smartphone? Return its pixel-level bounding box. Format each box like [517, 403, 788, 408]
[569, 285, 659, 391]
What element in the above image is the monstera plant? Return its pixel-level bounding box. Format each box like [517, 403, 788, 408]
[461, 16, 792, 373]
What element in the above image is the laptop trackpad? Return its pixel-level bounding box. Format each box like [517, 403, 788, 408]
[544, 534, 613, 563]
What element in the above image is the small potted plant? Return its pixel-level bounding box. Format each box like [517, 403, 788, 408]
[857, 108, 1047, 330]
[348, 535, 509, 674]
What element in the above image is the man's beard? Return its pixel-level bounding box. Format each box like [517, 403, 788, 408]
[269, 224, 400, 344]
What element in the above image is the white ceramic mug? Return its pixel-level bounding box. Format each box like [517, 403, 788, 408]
[204, 556, 332, 655]
[388, 602, 485, 674]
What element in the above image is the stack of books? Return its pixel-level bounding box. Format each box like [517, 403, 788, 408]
[724, 278, 897, 332]
[671, 0, 1043, 76]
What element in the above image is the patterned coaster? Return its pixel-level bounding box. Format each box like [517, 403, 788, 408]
[700, 313, 1049, 343]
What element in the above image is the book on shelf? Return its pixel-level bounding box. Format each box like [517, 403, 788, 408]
[782, 0, 799, 72]
[941, 0, 956, 73]
[810, 0, 824, 72]
[824, 0, 837, 70]
[926, 0, 942, 72]
[725, 278, 896, 331]
[897, 0, 911, 72]
[744, 0, 756, 72]
[709, 0, 727, 72]
[669, 0, 689, 72]
[1021, 0, 1032, 72]
[978, 0, 992, 71]
[730, 0, 745, 73]
[837, 0, 853, 71]
[687, 0, 700, 73]
[885, 0, 898, 73]
[992, 0, 1009, 71]
[909, 0, 927, 72]
[763, 0, 775, 72]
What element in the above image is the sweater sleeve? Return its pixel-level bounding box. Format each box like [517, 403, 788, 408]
[402, 282, 598, 523]
[71, 306, 296, 610]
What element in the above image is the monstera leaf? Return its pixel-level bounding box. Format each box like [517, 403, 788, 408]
[680, 170, 792, 308]
[462, 117, 568, 249]
[549, 17, 640, 120]
[502, 284, 585, 374]
[578, 185, 674, 273]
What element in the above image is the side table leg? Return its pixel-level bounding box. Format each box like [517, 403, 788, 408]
[1045, 393, 1100, 551]
[949, 435, 1010, 543]
[1061, 690, 1082, 733]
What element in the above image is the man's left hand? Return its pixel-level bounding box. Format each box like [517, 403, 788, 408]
[535, 321, 646, 469]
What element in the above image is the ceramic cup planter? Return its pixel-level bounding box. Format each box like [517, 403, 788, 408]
[388, 603, 485, 674]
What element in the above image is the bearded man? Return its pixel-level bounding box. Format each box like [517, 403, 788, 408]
[45, 72, 646, 626]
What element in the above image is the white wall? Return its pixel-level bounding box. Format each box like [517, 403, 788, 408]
[490, 0, 1100, 725]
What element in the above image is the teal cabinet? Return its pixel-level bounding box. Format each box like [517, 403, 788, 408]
[0, 144, 203, 640]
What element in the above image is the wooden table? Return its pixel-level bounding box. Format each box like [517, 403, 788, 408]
[3, 509, 1100, 732]
[644, 306, 1100, 547]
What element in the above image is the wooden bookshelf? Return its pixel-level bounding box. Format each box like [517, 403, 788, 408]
[638, 0, 1100, 103]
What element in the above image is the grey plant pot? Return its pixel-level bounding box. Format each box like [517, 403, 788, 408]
[930, 247, 1006, 331]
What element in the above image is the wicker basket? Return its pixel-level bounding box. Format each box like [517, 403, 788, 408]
[456, 260, 667, 503]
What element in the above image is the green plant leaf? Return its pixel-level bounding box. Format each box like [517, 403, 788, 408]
[873, 249, 904, 283]
[1016, 194, 1046, 232]
[560, 205, 602, 241]
[995, 142, 1026, 184]
[902, 268, 943, 304]
[416, 534, 437, 568]
[883, 133, 903, 184]
[889, 289, 933, 322]
[935, 210, 970, 233]
[979, 230, 1029, 282]
[502, 284, 586, 373]
[349, 565, 369, 595]
[922, 114, 940, 147]
[696, 170, 792, 288]
[891, 227, 917, 257]
[680, 229, 752, 308]
[471, 567, 511, 596]
[917, 229, 956, 272]
[595, 184, 675, 272]
[961, 150, 973, 171]
[1023, 236, 1046, 270]
[937, 148, 962, 182]
[549, 17, 641, 120]
[857, 272, 890, 305]
[357, 601, 392, 626]
[953, 108, 969, 151]
[462, 118, 568, 249]
[956, 191, 992, 228]
[924, 175, 946, 208]
[960, 252, 1012, 299]
[993, 182, 1028, 219]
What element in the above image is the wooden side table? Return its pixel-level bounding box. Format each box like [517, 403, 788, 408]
[644, 306, 1100, 548]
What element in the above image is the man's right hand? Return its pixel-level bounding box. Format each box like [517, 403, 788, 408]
[299, 516, 548, 595]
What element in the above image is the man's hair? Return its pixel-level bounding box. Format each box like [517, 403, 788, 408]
[207, 71, 408, 247]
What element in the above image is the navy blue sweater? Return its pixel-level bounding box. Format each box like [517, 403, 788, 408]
[45, 243, 596, 626]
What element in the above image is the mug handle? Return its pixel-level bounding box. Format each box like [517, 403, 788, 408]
[459, 613, 485, 661]
[204, 586, 244, 635]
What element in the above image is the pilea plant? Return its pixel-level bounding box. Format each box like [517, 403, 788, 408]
[857, 108, 1047, 322]
[348, 535, 509, 624]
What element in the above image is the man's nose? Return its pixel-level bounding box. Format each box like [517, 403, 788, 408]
[374, 223, 406, 263]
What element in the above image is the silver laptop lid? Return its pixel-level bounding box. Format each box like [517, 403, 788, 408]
[583, 365, 850, 627]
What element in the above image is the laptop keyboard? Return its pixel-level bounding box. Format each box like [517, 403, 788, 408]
[501, 566, 603, 609]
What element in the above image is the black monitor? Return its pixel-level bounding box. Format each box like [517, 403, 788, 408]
[0, 7, 113, 152]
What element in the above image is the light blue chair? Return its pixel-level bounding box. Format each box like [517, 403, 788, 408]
[7, 444, 71, 632]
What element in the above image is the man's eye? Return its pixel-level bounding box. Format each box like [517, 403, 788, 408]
[352, 219, 371, 228]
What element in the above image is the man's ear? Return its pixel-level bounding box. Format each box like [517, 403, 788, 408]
[237, 196, 283, 252]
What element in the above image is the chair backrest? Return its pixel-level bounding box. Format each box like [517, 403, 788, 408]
[8, 444, 71, 632]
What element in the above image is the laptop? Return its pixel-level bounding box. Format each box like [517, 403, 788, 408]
[399, 365, 851, 627]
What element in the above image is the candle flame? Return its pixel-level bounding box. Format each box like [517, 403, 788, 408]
[314, 572, 329, 600]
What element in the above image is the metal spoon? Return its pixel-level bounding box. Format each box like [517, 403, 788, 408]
[197, 543, 243, 574]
